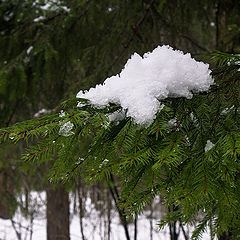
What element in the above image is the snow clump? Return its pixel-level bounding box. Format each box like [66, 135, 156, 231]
[77, 45, 214, 125]
[26, 46, 33, 55]
[59, 121, 74, 137]
[34, 108, 51, 118]
[204, 140, 215, 152]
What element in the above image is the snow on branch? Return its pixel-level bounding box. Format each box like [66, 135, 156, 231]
[77, 45, 214, 125]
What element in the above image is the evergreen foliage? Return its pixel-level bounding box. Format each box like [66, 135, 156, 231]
[1, 0, 240, 239]
[1, 52, 240, 239]
[3, 0, 239, 125]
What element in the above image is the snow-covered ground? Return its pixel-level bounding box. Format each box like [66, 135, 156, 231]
[0, 192, 213, 240]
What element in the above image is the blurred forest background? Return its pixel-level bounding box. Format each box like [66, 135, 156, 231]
[0, 0, 240, 239]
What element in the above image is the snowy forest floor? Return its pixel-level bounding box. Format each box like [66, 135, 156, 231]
[0, 192, 213, 240]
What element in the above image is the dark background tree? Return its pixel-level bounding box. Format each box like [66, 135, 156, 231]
[0, 0, 240, 239]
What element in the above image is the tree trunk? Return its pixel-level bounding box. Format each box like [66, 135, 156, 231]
[150, 203, 153, 240]
[169, 222, 179, 240]
[77, 178, 86, 240]
[219, 231, 232, 240]
[215, 0, 233, 52]
[168, 206, 180, 240]
[0, 170, 15, 219]
[107, 194, 111, 240]
[108, 173, 130, 240]
[46, 184, 70, 240]
[134, 215, 138, 240]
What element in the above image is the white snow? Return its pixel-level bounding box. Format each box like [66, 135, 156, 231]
[34, 108, 51, 117]
[3, 13, 13, 22]
[33, 16, 45, 22]
[39, 3, 52, 10]
[167, 118, 177, 127]
[77, 45, 213, 125]
[59, 121, 74, 136]
[59, 110, 66, 117]
[204, 140, 214, 152]
[61, 6, 70, 12]
[0, 192, 215, 240]
[26, 46, 34, 55]
[107, 110, 125, 122]
[210, 22, 215, 27]
[221, 106, 234, 115]
[33, 0, 70, 12]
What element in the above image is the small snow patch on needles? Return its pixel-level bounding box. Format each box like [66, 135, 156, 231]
[59, 121, 74, 137]
[77, 45, 214, 125]
[205, 140, 214, 152]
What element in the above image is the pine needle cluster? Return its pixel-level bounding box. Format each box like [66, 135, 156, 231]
[1, 52, 240, 239]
